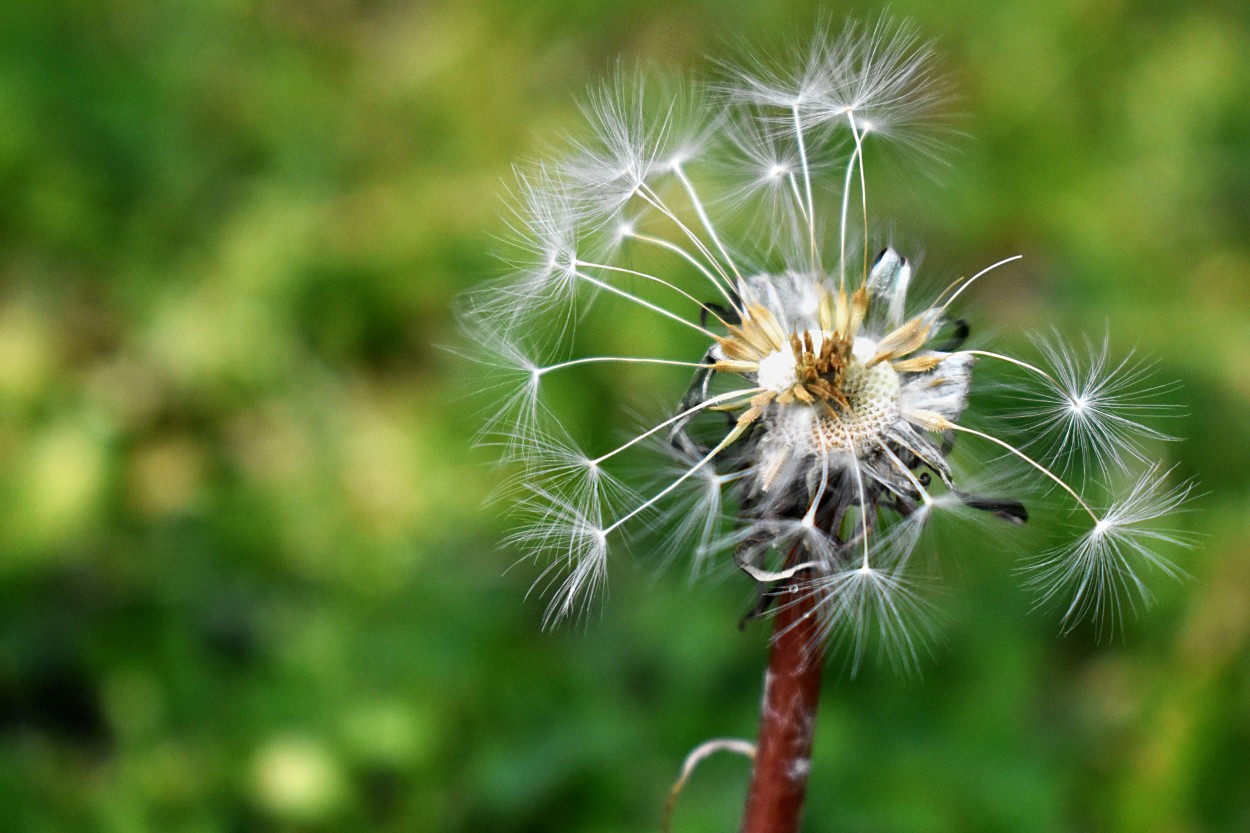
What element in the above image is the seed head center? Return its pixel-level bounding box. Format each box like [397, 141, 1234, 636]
[755, 330, 902, 451]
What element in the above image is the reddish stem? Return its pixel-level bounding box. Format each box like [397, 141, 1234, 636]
[740, 579, 825, 833]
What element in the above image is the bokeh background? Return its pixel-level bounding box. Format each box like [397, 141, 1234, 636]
[1, 1, 1248, 831]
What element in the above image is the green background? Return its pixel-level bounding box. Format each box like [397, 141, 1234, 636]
[1, 1, 1247, 831]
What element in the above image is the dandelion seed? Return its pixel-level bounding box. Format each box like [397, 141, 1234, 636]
[1026, 466, 1194, 634]
[797, 563, 937, 674]
[1006, 332, 1182, 477]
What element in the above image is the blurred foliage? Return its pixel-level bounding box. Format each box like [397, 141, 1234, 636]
[0, 1, 1247, 832]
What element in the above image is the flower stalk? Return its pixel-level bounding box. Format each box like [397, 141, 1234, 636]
[742, 558, 826, 833]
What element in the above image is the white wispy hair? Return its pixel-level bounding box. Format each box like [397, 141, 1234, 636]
[508, 485, 610, 626]
[722, 17, 952, 162]
[1026, 466, 1194, 634]
[465, 17, 1192, 666]
[453, 315, 548, 455]
[563, 68, 721, 223]
[1008, 332, 1181, 476]
[805, 19, 949, 144]
[500, 166, 583, 301]
[796, 563, 938, 674]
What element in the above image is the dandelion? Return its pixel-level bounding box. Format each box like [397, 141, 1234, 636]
[462, 17, 1190, 833]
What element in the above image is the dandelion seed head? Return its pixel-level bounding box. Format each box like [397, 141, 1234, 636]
[467, 17, 1193, 662]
